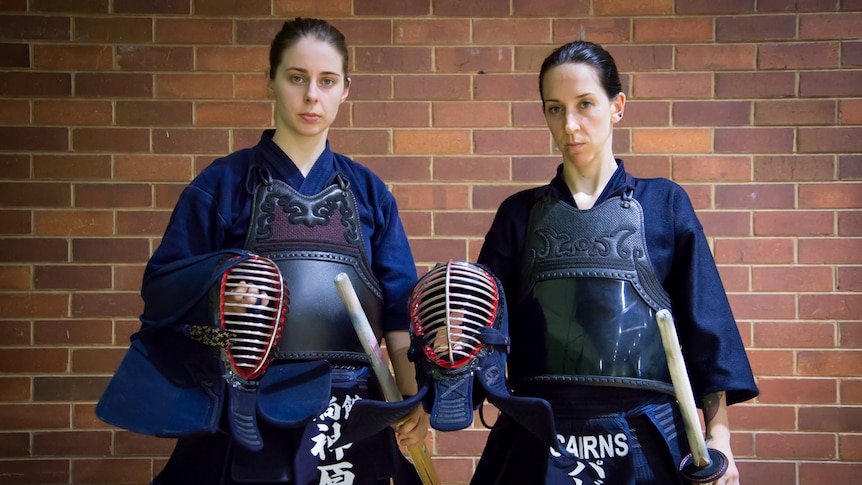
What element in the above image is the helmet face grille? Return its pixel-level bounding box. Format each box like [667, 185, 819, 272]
[220, 255, 288, 380]
[410, 261, 499, 369]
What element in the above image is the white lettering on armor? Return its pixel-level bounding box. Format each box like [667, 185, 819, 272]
[614, 433, 629, 456]
[318, 462, 355, 484]
[311, 394, 361, 485]
[583, 435, 598, 459]
[550, 432, 629, 459]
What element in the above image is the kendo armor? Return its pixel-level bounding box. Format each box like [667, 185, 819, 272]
[335, 261, 562, 452]
[411, 261, 561, 450]
[511, 190, 675, 395]
[97, 169, 388, 458]
[97, 249, 332, 447]
[244, 168, 384, 365]
[409, 260, 506, 430]
[207, 254, 289, 451]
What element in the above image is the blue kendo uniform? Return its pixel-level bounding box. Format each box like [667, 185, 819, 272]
[97, 130, 421, 485]
[472, 161, 759, 485]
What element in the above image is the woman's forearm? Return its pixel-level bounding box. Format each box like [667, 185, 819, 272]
[385, 330, 418, 397]
[702, 391, 729, 440]
[700, 391, 740, 485]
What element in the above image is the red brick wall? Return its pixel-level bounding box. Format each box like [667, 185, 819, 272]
[1, 1, 860, 484]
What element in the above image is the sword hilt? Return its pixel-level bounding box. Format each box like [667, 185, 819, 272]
[656, 309, 728, 483]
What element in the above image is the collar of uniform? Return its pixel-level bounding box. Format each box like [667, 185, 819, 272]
[255, 129, 336, 196]
[547, 159, 635, 208]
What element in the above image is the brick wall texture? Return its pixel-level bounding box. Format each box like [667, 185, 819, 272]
[1, 1, 861, 484]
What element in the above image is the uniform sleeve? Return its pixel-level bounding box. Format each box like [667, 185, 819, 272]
[144, 154, 254, 275]
[140, 157, 253, 330]
[661, 184, 759, 406]
[144, 182, 230, 280]
[367, 181, 418, 334]
[477, 191, 534, 302]
[149, 187, 226, 265]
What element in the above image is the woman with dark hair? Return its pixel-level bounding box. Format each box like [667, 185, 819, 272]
[471, 41, 758, 485]
[97, 18, 426, 485]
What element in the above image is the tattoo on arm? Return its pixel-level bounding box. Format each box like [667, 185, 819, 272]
[701, 391, 724, 424]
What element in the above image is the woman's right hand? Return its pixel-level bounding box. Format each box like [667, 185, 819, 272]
[394, 405, 430, 448]
[224, 280, 265, 315]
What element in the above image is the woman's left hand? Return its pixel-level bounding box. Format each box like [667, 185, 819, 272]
[393, 405, 430, 448]
[700, 433, 739, 485]
[698, 391, 739, 485]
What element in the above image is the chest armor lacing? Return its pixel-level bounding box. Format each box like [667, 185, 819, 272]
[512, 191, 674, 395]
[244, 169, 383, 365]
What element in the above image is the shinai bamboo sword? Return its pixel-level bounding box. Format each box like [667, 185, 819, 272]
[335, 272, 441, 485]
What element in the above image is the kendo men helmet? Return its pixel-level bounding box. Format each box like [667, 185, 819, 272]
[409, 260, 508, 430]
[334, 261, 561, 452]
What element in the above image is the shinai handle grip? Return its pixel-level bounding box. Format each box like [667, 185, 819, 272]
[334, 273, 441, 485]
[656, 309, 711, 467]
